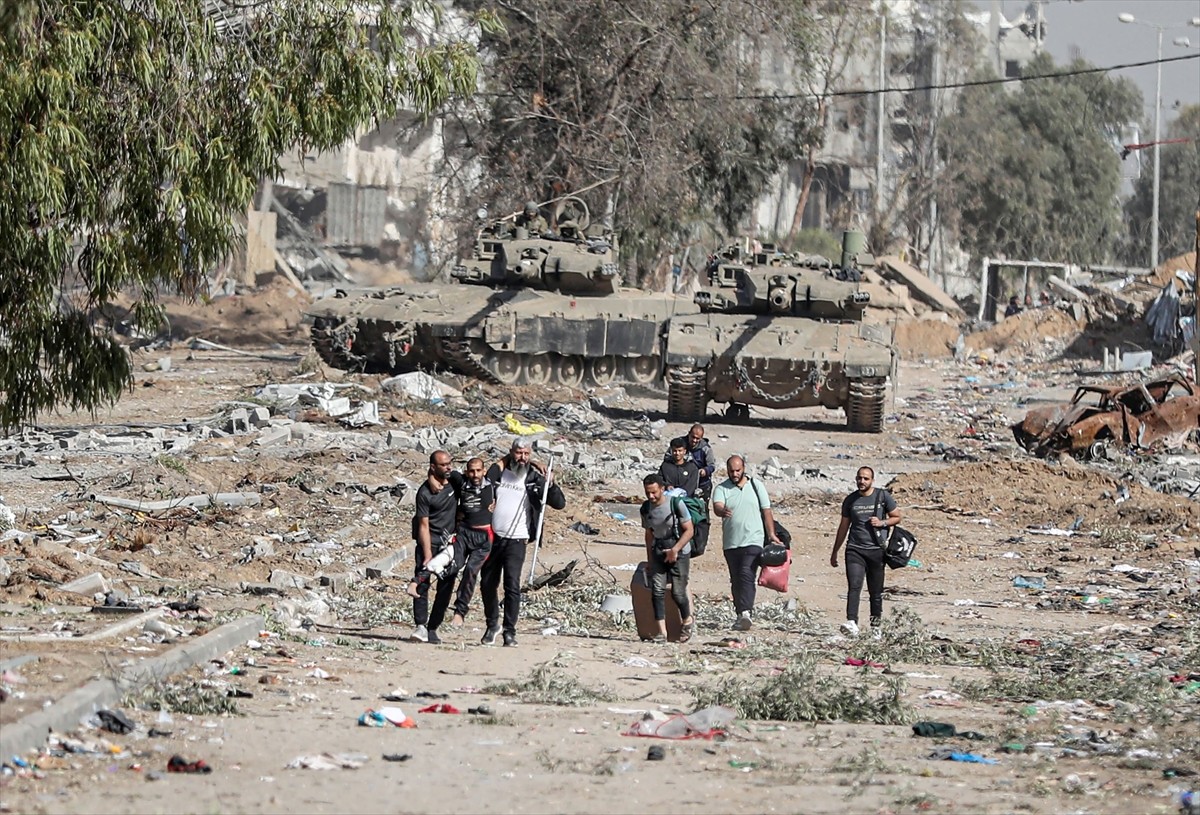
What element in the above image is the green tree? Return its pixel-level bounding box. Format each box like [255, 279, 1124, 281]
[0, 0, 488, 429]
[1122, 104, 1200, 267]
[456, 0, 821, 285]
[938, 52, 1140, 265]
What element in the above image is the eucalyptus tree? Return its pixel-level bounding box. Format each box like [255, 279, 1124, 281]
[0, 0, 489, 429]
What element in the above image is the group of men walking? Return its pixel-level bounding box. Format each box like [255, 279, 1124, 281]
[404, 423, 901, 645]
[406, 438, 565, 647]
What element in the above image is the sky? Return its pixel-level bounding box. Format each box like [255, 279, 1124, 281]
[991, 0, 1200, 128]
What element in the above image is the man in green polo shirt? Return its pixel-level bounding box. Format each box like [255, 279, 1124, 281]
[712, 455, 782, 631]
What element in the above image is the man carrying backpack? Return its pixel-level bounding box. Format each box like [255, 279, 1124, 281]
[640, 474, 695, 643]
[659, 437, 709, 556]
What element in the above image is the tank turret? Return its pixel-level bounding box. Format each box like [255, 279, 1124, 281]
[695, 241, 871, 320]
[451, 196, 620, 295]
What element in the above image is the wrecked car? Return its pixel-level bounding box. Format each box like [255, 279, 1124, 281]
[1012, 374, 1200, 459]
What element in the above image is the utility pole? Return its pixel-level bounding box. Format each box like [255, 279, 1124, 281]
[927, 3, 941, 278]
[874, 12, 888, 219]
[1193, 187, 1200, 383]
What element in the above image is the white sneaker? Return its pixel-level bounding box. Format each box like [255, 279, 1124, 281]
[871, 627, 883, 640]
[733, 611, 753, 632]
[410, 624, 429, 643]
[839, 620, 860, 637]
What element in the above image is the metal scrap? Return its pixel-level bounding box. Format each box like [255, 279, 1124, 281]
[1012, 374, 1200, 459]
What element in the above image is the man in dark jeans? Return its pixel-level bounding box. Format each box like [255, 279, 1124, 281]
[712, 455, 781, 632]
[480, 438, 566, 647]
[409, 450, 459, 644]
[640, 474, 695, 643]
[830, 466, 901, 637]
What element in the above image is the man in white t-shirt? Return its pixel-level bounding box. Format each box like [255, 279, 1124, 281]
[480, 438, 566, 647]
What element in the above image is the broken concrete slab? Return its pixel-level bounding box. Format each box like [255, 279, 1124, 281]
[269, 569, 310, 590]
[59, 572, 110, 597]
[88, 492, 262, 512]
[876, 256, 965, 317]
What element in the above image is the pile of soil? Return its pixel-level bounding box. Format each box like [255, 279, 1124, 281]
[162, 275, 311, 346]
[965, 307, 1083, 355]
[888, 458, 1200, 533]
[893, 317, 961, 359]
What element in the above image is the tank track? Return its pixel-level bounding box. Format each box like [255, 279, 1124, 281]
[666, 365, 709, 422]
[310, 317, 365, 371]
[846, 378, 886, 433]
[439, 338, 499, 385]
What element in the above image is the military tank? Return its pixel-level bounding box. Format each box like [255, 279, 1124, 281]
[309, 198, 700, 387]
[662, 235, 895, 432]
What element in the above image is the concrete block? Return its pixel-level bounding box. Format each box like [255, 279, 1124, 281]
[533, 439, 553, 452]
[158, 357, 172, 373]
[317, 396, 351, 417]
[255, 426, 291, 447]
[572, 451, 596, 467]
[318, 574, 348, 594]
[627, 449, 645, 463]
[227, 408, 251, 434]
[249, 406, 271, 427]
[289, 422, 315, 440]
[386, 430, 413, 449]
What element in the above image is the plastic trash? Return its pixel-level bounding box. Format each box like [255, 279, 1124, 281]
[625, 706, 736, 740]
[358, 711, 387, 727]
[286, 753, 368, 770]
[504, 414, 547, 435]
[608, 512, 627, 522]
[418, 703, 461, 714]
[928, 749, 997, 764]
[1180, 790, 1198, 815]
[1012, 576, 1046, 589]
[167, 755, 212, 774]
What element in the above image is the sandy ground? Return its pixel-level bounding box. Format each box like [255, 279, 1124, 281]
[1, 297, 1198, 815]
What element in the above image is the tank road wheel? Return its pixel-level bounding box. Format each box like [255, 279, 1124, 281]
[522, 355, 553, 386]
[666, 366, 709, 422]
[586, 356, 620, 387]
[846, 379, 886, 433]
[623, 355, 661, 386]
[488, 352, 523, 385]
[553, 355, 585, 388]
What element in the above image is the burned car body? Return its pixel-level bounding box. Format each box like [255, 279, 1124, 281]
[1012, 375, 1200, 458]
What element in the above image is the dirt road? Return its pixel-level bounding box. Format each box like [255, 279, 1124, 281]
[1, 325, 1197, 815]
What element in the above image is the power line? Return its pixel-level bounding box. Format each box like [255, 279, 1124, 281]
[676, 52, 1200, 102]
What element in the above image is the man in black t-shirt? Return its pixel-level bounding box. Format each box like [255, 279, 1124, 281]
[450, 457, 495, 628]
[830, 466, 902, 637]
[406, 450, 460, 644]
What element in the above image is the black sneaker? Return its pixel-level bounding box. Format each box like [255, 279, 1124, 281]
[427, 628, 442, 645]
[502, 633, 518, 648]
[481, 626, 500, 646]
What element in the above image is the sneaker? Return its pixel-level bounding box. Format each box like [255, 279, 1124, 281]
[481, 626, 500, 646]
[871, 627, 883, 641]
[427, 628, 442, 645]
[733, 611, 752, 632]
[840, 620, 860, 637]
[502, 633, 518, 648]
[410, 624, 428, 643]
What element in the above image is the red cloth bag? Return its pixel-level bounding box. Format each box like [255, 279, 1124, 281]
[757, 550, 791, 593]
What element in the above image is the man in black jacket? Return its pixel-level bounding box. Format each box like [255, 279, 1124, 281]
[480, 437, 566, 647]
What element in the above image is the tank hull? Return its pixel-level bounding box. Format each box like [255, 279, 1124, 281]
[308, 284, 700, 388]
[663, 313, 893, 432]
